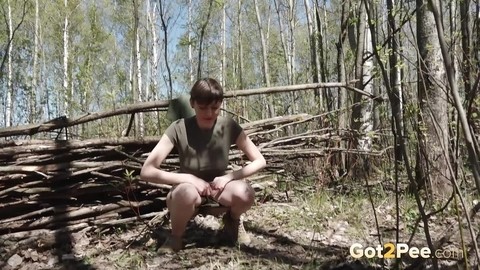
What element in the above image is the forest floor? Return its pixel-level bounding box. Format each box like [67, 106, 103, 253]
[0, 175, 474, 270]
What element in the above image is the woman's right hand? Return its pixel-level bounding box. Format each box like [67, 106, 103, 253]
[182, 174, 212, 196]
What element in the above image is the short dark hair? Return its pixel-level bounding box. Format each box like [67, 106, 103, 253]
[190, 78, 224, 105]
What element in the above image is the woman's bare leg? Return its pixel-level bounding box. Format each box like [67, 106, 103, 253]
[214, 180, 255, 218]
[166, 183, 202, 238]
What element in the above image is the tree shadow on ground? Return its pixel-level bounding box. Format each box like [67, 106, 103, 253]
[244, 222, 382, 270]
[141, 217, 382, 269]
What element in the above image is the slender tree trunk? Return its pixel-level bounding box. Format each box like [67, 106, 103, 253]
[221, 2, 227, 112]
[317, 0, 329, 107]
[287, 0, 296, 85]
[132, 0, 144, 136]
[286, 0, 298, 115]
[254, 0, 274, 118]
[221, 3, 226, 86]
[336, 0, 350, 175]
[30, 0, 40, 124]
[430, 0, 480, 195]
[305, 0, 322, 113]
[274, 0, 291, 84]
[63, 0, 70, 121]
[61, 0, 73, 139]
[350, 1, 366, 134]
[460, 0, 473, 115]
[237, 0, 247, 119]
[159, 0, 172, 99]
[476, 3, 480, 68]
[197, 0, 214, 79]
[359, 0, 373, 152]
[149, 0, 159, 100]
[416, 0, 451, 199]
[6, 0, 13, 127]
[386, 0, 403, 161]
[188, 0, 194, 84]
[237, 0, 244, 90]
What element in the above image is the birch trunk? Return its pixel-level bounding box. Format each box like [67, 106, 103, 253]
[315, 0, 330, 108]
[287, 0, 298, 114]
[221, 3, 226, 87]
[254, 0, 275, 119]
[132, 0, 144, 137]
[30, 0, 40, 124]
[274, 0, 291, 84]
[149, 0, 158, 100]
[58, 0, 71, 140]
[416, 0, 451, 198]
[221, 2, 227, 112]
[188, 0, 194, 84]
[196, 0, 214, 79]
[63, 0, 69, 122]
[349, 1, 366, 145]
[335, 0, 350, 175]
[6, 0, 13, 127]
[237, 0, 247, 119]
[305, 0, 320, 109]
[359, 1, 373, 152]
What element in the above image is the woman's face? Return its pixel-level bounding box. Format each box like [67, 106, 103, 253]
[191, 100, 222, 129]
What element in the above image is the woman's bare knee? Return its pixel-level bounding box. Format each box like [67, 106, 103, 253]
[168, 183, 201, 207]
[220, 180, 255, 206]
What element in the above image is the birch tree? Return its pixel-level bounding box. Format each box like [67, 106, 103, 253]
[416, 0, 451, 198]
[335, 0, 350, 175]
[358, 1, 373, 152]
[132, 0, 144, 136]
[254, 0, 275, 118]
[220, 1, 228, 112]
[304, 0, 322, 111]
[315, 0, 330, 109]
[30, 0, 40, 124]
[5, 0, 13, 127]
[62, 0, 70, 123]
[188, 0, 194, 84]
[196, 0, 214, 79]
[349, 0, 373, 154]
[236, 0, 248, 119]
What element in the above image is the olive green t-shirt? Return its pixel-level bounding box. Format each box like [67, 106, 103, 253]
[164, 115, 243, 182]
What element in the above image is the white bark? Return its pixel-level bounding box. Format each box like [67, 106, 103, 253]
[287, 0, 297, 114]
[6, 0, 13, 127]
[238, 0, 244, 89]
[188, 0, 194, 84]
[274, 0, 291, 84]
[253, 0, 271, 88]
[254, 0, 274, 118]
[221, 3, 226, 86]
[304, 0, 319, 85]
[221, 2, 227, 112]
[237, 0, 247, 119]
[30, 0, 40, 124]
[135, 0, 144, 136]
[359, 8, 373, 152]
[63, 0, 69, 119]
[287, 0, 296, 85]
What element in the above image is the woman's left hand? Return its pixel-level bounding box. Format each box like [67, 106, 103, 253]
[210, 175, 233, 191]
